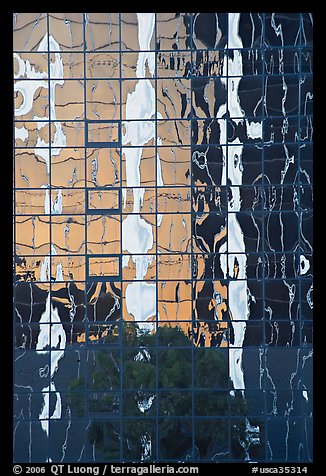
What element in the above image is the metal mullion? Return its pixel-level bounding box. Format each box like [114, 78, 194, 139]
[297, 13, 304, 358]
[16, 413, 268, 422]
[261, 12, 268, 463]
[261, 13, 273, 461]
[154, 11, 160, 463]
[46, 11, 51, 462]
[81, 13, 88, 461]
[118, 12, 124, 463]
[298, 12, 303, 420]
[13, 14, 18, 461]
[47, 13, 53, 293]
[189, 10, 196, 463]
[225, 13, 232, 463]
[13, 44, 306, 55]
[14, 135, 309, 149]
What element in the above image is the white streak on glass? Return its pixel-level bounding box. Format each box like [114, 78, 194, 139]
[52, 190, 63, 214]
[228, 13, 243, 49]
[14, 35, 68, 438]
[122, 14, 162, 323]
[226, 13, 263, 392]
[14, 34, 66, 175]
[56, 262, 64, 281]
[300, 255, 310, 275]
[15, 125, 28, 142]
[14, 52, 26, 79]
[245, 119, 263, 139]
[125, 281, 156, 321]
[36, 295, 66, 434]
[270, 13, 284, 47]
[40, 244, 63, 282]
[137, 395, 155, 413]
[219, 243, 228, 279]
[141, 433, 152, 461]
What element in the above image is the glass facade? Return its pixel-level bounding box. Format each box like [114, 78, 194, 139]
[13, 13, 313, 463]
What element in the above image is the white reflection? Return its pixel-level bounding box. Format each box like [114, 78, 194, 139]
[226, 13, 263, 391]
[122, 13, 163, 324]
[14, 35, 67, 436]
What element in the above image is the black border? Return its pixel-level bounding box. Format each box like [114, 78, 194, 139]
[4, 5, 320, 473]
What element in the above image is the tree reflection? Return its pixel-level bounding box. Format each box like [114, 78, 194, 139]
[68, 322, 259, 461]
